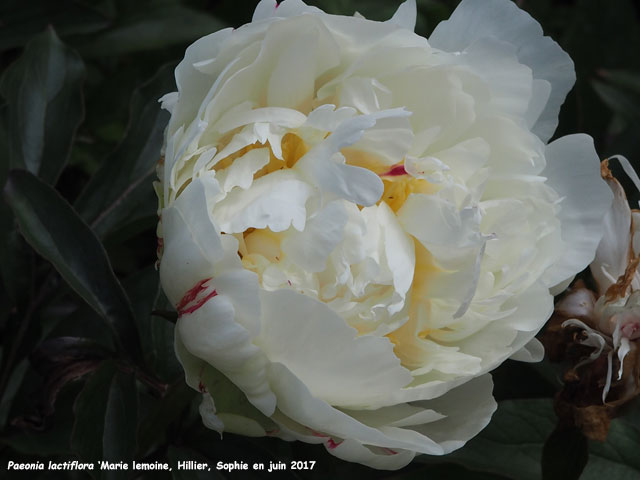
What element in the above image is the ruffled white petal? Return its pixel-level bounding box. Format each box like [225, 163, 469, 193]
[541, 135, 613, 288]
[429, 0, 574, 141]
[213, 170, 313, 233]
[282, 201, 348, 272]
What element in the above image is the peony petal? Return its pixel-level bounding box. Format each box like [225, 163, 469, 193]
[272, 0, 322, 17]
[199, 393, 225, 434]
[297, 112, 397, 205]
[215, 147, 270, 193]
[509, 337, 545, 362]
[378, 202, 415, 298]
[269, 410, 417, 470]
[213, 105, 307, 134]
[257, 289, 413, 407]
[329, 439, 416, 470]
[266, 362, 441, 453]
[457, 37, 533, 119]
[212, 170, 313, 233]
[178, 287, 276, 416]
[387, 0, 417, 31]
[252, 0, 277, 22]
[169, 28, 233, 136]
[266, 17, 340, 109]
[409, 374, 496, 454]
[343, 404, 445, 428]
[541, 135, 613, 288]
[398, 194, 484, 265]
[429, 0, 574, 141]
[160, 177, 223, 304]
[282, 200, 348, 273]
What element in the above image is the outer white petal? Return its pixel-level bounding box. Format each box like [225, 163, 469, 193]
[270, 411, 417, 470]
[387, 0, 417, 31]
[429, 0, 574, 141]
[408, 375, 496, 454]
[268, 370, 495, 468]
[252, 0, 277, 22]
[178, 278, 276, 416]
[457, 37, 533, 119]
[160, 178, 223, 304]
[199, 393, 225, 434]
[329, 440, 416, 470]
[541, 134, 613, 288]
[266, 18, 340, 109]
[510, 337, 545, 362]
[257, 289, 413, 407]
[267, 363, 444, 453]
[169, 28, 234, 136]
[272, 0, 322, 17]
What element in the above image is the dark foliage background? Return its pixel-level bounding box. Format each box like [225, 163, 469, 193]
[1, 0, 640, 479]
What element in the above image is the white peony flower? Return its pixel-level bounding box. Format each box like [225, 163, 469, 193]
[155, 0, 612, 469]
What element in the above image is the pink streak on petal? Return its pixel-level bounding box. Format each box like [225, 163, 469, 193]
[380, 163, 407, 177]
[177, 278, 218, 316]
[327, 438, 342, 449]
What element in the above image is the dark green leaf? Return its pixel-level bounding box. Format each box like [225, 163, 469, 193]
[0, 229, 33, 305]
[72, 361, 138, 479]
[389, 463, 509, 480]
[124, 267, 181, 381]
[598, 70, 640, 96]
[542, 426, 588, 480]
[30, 336, 111, 418]
[582, 414, 640, 480]
[102, 371, 138, 474]
[0, 28, 85, 184]
[423, 399, 556, 480]
[78, 6, 225, 57]
[0, 0, 110, 52]
[426, 398, 640, 480]
[1, 381, 82, 456]
[0, 104, 8, 186]
[75, 64, 173, 238]
[150, 290, 182, 382]
[71, 361, 116, 466]
[3, 170, 142, 361]
[137, 381, 195, 456]
[0, 358, 29, 428]
[592, 80, 640, 124]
